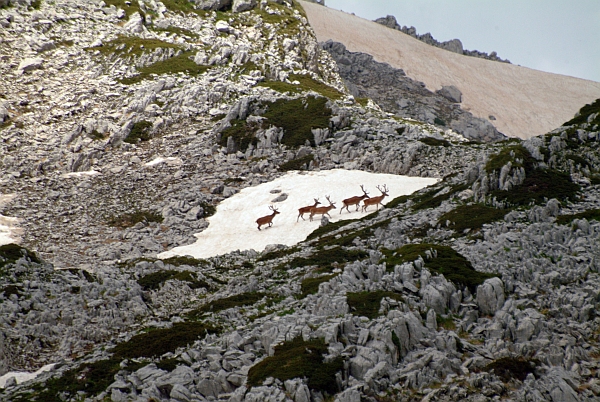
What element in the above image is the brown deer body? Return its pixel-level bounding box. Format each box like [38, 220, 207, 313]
[256, 205, 280, 230]
[309, 196, 336, 221]
[340, 185, 370, 214]
[361, 185, 389, 212]
[297, 198, 321, 222]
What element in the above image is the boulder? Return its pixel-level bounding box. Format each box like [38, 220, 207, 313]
[476, 277, 505, 316]
[436, 85, 462, 103]
[232, 0, 257, 13]
[17, 57, 44, 73]
[193, 0, 232, 10]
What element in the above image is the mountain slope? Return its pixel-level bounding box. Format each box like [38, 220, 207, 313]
[301, 0, 600, 139]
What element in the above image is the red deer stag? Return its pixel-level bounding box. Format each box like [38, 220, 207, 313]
[297, 198, 321, 222]
[361, 185, 389, 212]
[309, 196, 336, 221]
[340, 184, 370, 214]
[256, 205, 280, 230]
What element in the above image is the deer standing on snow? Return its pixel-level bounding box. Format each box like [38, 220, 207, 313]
[256, 205, 280, 230]
[297, 198, 321, 222]
[309, 196, 336, 221]
[361, 185, 389, 212]
[340, 184, 370, 214]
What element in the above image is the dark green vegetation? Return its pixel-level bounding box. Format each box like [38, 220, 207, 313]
[124, 120, 153, 143]
[411, 184, 469, 211]
[257, 246, 300, 262]
[1, 284, 23, 298]
[287, 247, 368, 273]
[485, 145, 535, 174]
[556, 208, 600, 225]
[346, 291, 403, 319]
[279, 154, 314, 171]
[247, 337, 343, 395]
[66, 268, 97, 283]
[439, 204, 509, 234]
[0, 244, 41, 269]
[305, 219, 359, 241]
[484, 357, 539, 382]
[419, 136, 450, 147]
[259, 74, 343, 100]
[380, 244, 495, 292]
[385, 194, 410, 209]
[312, 218, 392, 250]
[263, 96, 331, 148]
[16, 322, 216, 401]
[491, 169, 579, 206]
[137, 270, 208, 291]
[433, 117, 446, 127]
[564, 98, 600, 126]
[256, 3, 303, 35]
[161, 255, 207, 267]
[112, 322, 217, 359]
[437, 314, 457, 330]
[107, 210, 163, 228]
[188, 292, 265, 319]
[300, 274, 338, 297]
[219, 119, 259, 152]
[121, 52, 209, 85]
[103, 0, 200, 17]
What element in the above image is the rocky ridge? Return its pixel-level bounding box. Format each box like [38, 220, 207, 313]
[1, 0, 600, 401]
[374, 15, 511, 63]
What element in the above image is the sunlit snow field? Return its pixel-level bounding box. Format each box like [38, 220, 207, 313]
[159, 169, 438, 259]
[0, 194, 20, 246]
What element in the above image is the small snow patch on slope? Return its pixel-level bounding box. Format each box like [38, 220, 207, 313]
[159, 169, 438, 259]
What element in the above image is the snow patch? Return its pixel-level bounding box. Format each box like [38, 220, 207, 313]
[158, 169, 438, 259]
[61, 170, 101, 178]
[145, 157, 183, 167]
[0, 194, 20, 246]
[0, 363, 56, 389]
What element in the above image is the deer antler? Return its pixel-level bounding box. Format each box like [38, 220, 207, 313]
[360, 184, 369, 195]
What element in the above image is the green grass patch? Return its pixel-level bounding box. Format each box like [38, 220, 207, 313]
[385, 194, 410, 209]
[107, 210, 163, 228]
[437, 314, 456, 330]
[162, 255, 207, 267]
[484, 357, 539, 382]
[346, 291, 403, 319]
[491, 169, 579, 206]
[160, 0, 199, 14]
[102, 0, 141, 17]
[300, 274, 338, 297]
[137, 270, 208, 291]
[287, 247, 368, 273]
[438, 204, 509, 234]
[279, 154, 314, 171]
[315, 219, 392, 249]
[556, 208, 600, 225]
[188, 292, 264, 318]
[124, 120, 153, 143]
[433, 117, 446, 126]
[420, 137, 450, 147]
[263, 96, 331, 148]
[247, 337, 343, 395]
[120, 52, 209, 85]
[565, 153, 590, 168]
[485, 144, 535, 174]
[89, 36, 181, 57]
[152, 25, 198, 38]
[563, 98, 600, 126]
[259, 75, 343, 100]
[356, 97, 370, 107]
[112, 322, 217, 359]
[305, 219, 359, 241]
[380, 243, 495, 292]
[0, 244, 41, 268]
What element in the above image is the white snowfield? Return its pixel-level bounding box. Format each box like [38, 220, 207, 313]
[158, 170, 438, 260]
[0, 194, 20, 246]
[0, 364, 56, 389]
[300, 1, 600, 139]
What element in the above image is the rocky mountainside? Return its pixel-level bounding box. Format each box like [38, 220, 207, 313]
[1, 0, 600, 401]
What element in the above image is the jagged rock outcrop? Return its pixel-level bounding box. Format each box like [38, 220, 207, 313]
[374, 14, 511, 63]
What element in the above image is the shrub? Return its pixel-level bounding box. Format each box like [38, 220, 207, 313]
[107, 210, 163, 228]
[380, 243, 495, 292]
[219, 119, 259, 152]
[188, 292, 264, 318]
[288, 247, 368, 273]
[257, 246, 300, 262]
[0, 244, 41, 268]
[412, 184, 468, 211]
[247, 337, 343, 395]
[433, 117, 446, 126]
[161, 255, 207, 267]
[137, 270, 208, 291]
[89, 36, 180, 57]
[556, 208, 600, 225]
[346, 291, 403, 319]
[420, 136, 450, 147]
[484, 357, 539, 382]
[124, 120, 153, 144]
[279, 154, 314, 171]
